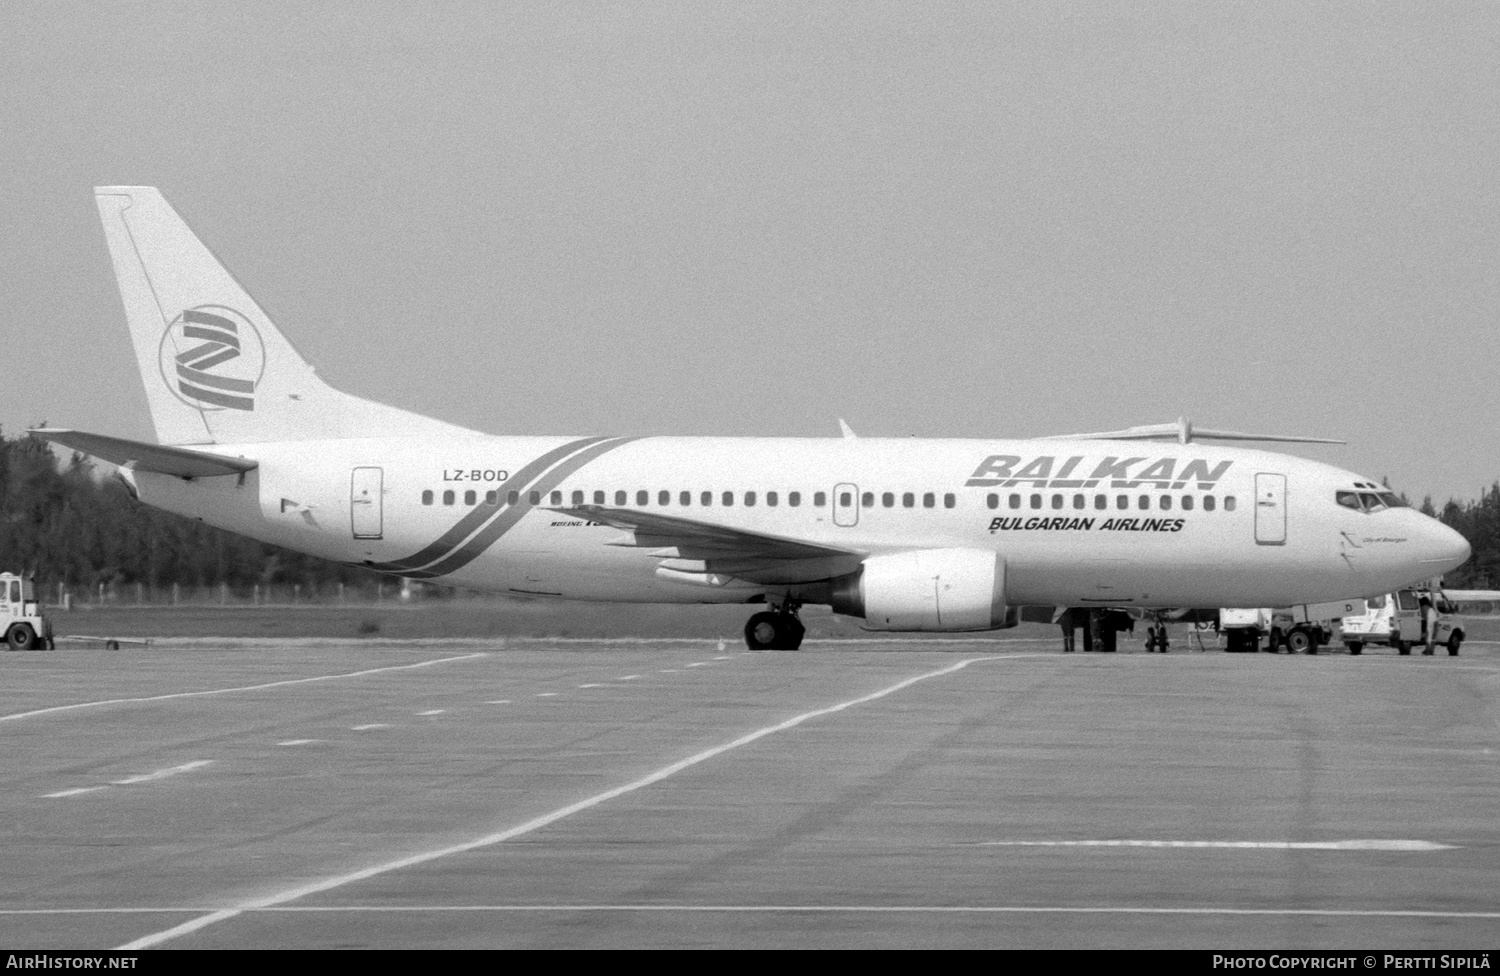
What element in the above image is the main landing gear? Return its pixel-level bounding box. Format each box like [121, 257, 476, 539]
[744, 603, 805, 650]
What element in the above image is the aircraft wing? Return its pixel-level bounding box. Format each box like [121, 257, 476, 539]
[1042, 416, 1343, 445]
[549, 504, 867, 585]
[28, 429, 257, 478]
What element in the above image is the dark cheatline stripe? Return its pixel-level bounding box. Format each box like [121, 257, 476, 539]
[369, 436, 613, 572]
[187, 346, 240, 372]
[408, 436, 640, 579]
[182, 325, 240, 349]
[183, 309, 240, 333]
[177, 362, 255, 393]
[178, 382, 253, 411]
[177, 341, 225, 362]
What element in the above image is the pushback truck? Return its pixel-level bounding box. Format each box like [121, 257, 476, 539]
[1, 573, 53, 650]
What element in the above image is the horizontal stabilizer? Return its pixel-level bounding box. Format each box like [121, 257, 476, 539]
[29, 429, 257, 478]
[1046, 416, 1343, 445]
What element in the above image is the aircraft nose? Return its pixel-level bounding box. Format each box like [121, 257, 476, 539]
[1420, 519, 1471, 574]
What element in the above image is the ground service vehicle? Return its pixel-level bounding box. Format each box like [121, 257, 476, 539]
[1217, 600, 1361, 653]
[1, 573, 54, 650]
[1340, 587, 1464, 655]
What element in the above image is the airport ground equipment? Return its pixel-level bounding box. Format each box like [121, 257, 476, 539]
[1, 573, 54, 650]
[1217, 600, 1356, 654]
[1340, 585, 1464, 655]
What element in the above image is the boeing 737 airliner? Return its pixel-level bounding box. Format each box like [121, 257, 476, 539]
[32, 187, 1470, 649]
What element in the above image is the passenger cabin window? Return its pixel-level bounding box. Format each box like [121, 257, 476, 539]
[882, 492, 895, 508]
[443, 490, 455, 505]
[1204, 495, 1216, 511]
[1094, 494, 1106, 510]
[723, 491, 735, 506]
[529, 490, 541, 504]
[905, 492, 917, 508]
[1009, 494, 1021, 510]
[680, 491, 692, 506]
[1117, 495, 1128, 510]
[702, 491, 713, 506]
[659, 490, 670, 506]
[789, 492, 801, 507]
[1138, 495, 1149, 510]
[767, 491, 778, 507]
[1051, 494, 1063, 510]
[1030, 494, 1042, 509]
[465, 490, 477, 505]
[1159, 495, 1171, 511]
[1182, 495, 1194, 511]
[1072, 494, 1085, 510]
[814, 492, 826, 507]
[745, 491, 756, 507]
[861, 492, 874, 508]
[637, 490, 649, 506]
[594, 490, 605, 504]
[422, 490, 434, 505]
[508, 490, 519, 505]
[615, 490, 627, 505]
[550, 491, 562, 505]
[1225, 496, 1237, 511]
[987, 494, 999, 510]
[944, 493, 955, 509]
[486, 490, 499, 505]
[572, 490, 584, 505]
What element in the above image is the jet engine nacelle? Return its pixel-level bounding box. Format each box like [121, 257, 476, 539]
[829, 548, 1015, 632]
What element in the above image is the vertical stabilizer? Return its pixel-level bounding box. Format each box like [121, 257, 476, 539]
[94, 186, 472, 445]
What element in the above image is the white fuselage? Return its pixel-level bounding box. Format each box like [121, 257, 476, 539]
[125, 434, 1467, 611]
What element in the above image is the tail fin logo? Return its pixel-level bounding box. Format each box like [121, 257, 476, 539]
[158, 306, 265, 412]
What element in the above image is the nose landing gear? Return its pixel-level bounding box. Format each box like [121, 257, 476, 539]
[744, 603, 805, 650]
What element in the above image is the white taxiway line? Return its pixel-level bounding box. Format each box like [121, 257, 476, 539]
[117, 654, 1018, 950]
[977, 839, 1457, 851]
[0, 653, 489, 724]
[46, 760, 213, 798]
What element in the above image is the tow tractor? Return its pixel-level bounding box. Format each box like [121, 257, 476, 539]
[1, 573, 54, 650]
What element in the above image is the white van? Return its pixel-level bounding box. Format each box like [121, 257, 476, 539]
[1339, 587, 1464, 655]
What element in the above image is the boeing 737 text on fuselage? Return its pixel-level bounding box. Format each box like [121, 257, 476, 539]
[32, 187, 1471, 649]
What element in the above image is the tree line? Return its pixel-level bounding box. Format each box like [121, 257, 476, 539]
[0, 430, 386, 602]
[3, 428, 1498, 600]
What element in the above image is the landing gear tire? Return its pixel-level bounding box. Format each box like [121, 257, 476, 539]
[744, 611, 804, 651]
[1286, 629, 1314, 655]
[1448, 633, 1462, 656]
[1346, 641, 1363, 655]
[1396, 639, 1411, 656]
[6, 623, 36, 651]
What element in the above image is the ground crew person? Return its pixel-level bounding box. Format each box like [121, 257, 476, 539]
[1421, 596, 1438, 655]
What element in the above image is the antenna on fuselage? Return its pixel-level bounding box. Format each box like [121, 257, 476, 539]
[1047, 416, 1345, 445]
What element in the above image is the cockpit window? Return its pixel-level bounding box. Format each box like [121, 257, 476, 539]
[1378, 492, 1404, 508]
[1359, 492, 1388, 513]
[1336, 491, 1362, 511]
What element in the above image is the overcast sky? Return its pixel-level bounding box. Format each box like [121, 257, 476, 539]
[2, 2, 1497, 505]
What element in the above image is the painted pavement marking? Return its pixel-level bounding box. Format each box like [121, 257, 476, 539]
[117, 654, 1016, 949]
